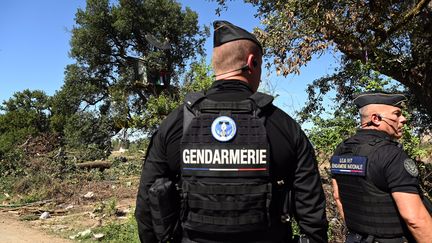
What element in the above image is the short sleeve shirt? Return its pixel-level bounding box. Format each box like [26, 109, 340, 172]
[338, 129, 420, 194]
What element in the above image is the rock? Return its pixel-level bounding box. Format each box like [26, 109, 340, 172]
[39, 212, 51, 219]
[83, 191, 94, 199]
[69, 228, 92, 239]
[78, 229, 92, 237]
[93, 233, 105, 240]
[89, 212, 97, 219]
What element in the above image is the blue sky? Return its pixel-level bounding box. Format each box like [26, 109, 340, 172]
[0, 0, 338, 117]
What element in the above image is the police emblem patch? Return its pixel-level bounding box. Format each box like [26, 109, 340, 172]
[403, 159, 418, 177]
[211, 116, 236, 142]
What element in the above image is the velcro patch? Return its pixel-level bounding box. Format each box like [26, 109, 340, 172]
[403, 159, 418, 177]
[331, 156, 367, 176]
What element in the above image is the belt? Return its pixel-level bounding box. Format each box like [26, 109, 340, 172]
[346, 232, 408, 243]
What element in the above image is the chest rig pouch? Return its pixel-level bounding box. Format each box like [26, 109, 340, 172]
[180, 92, 273, 234]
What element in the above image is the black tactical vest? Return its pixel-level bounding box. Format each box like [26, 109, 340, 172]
[180, 91, 273, 234]
[331, 138, 408, 238]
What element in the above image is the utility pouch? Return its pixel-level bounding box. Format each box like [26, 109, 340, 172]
[149, 177, 181, 242]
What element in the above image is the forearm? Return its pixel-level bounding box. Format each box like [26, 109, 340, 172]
[331, 179, 344, 220]
[392, 192, 432, 243]
[334, 199, 344, 221]
[404, 210, 432, 242]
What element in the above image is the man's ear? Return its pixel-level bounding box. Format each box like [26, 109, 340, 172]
[370, 113, 381, 126]
[246, 54, 256, 72]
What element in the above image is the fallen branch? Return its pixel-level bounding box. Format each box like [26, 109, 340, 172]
[0, 199, 53, 210]
[76, 160, 111, 171]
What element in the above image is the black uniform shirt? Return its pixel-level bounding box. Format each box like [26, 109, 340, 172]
[334, 129, 419, 193]
[136, 80, 328, 243]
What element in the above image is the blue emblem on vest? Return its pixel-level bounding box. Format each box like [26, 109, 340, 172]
[211, 116, 236, 142]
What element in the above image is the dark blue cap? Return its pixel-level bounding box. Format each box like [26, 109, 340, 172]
[213, 20, 262, 53]
[353, 91, 407, 108]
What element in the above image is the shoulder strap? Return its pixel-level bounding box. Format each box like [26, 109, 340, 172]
[183, 91, 205, 136]
[248, 92, 274, 108]
[355, 138, 390, 155]
[248, 92, 273, 117]
[184, 91, 205, 109]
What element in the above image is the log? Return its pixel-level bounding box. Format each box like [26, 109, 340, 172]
[76, 161, 111, 170]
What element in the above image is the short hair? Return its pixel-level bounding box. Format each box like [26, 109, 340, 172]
[212, 39, 261, 74]
[359, 105, 371, 123]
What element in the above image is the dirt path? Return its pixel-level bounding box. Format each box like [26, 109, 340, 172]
[0, 212, 72, 243]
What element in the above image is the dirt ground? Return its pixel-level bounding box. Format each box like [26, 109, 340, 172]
[0, 211, 72, 243]
[0, 176, 139, 243]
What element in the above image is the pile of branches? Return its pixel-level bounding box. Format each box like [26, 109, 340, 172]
[19, 132, 61, 157]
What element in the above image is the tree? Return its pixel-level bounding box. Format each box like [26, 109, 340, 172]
[133, 59, 213, 134]
[60, 0, 208, 135]
[0, 90, 50, 157]
[214, 0, 432, 125]
[63, 111, 114, 160]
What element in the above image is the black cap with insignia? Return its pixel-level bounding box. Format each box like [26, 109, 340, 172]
[353, 91, 407, 109]
[213, 20, 263, 53]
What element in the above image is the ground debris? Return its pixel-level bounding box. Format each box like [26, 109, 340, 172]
[39, 211, 51, 219]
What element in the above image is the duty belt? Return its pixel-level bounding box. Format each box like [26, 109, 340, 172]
[346, 231, 408, 243]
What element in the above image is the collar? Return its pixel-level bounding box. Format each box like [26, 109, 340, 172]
[357, 129, 395, 141]
[209, 79, 254, 93]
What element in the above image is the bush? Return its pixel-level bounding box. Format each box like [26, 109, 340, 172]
[0, 149, 27, 177]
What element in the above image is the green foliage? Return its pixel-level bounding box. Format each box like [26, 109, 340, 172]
[250, 0, 432, 119]
[127, 138, 149, 154]
[93, 197, 118, 217]
[136, 91, 180, 133]
[399, 125, 427, 159]
[306, 115, 357, 163]
[64, 112, 113, 159]
[180, 59, 214, 96]
[136, 59, 213, 133]
[19, 214, 39, 221]
[92, 214, 139, 243]
[0, 149, 26, 177]
[108, 158, 142, 178]
[299, 60, 401, 123]
[0, 90, 50, 158]
[215, 0, 432, 126]
[66, 0, 209, 134]
[49, 75, 83, 133]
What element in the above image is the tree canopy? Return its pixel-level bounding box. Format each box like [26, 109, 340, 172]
[0, 90, 50, 157]
[60, 0, 209, 134]
[215, 0, 432, 128]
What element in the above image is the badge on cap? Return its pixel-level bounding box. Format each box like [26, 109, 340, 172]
[211, 116, 236, 142]
[403, 159, 418, 177]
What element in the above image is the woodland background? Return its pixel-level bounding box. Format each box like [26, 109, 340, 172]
[1, 0, 431, 242]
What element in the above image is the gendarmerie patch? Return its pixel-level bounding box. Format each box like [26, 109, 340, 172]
[211, 116, 236, 142]
[330, 156, 367, 176]
[403, 158, 418, 177]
